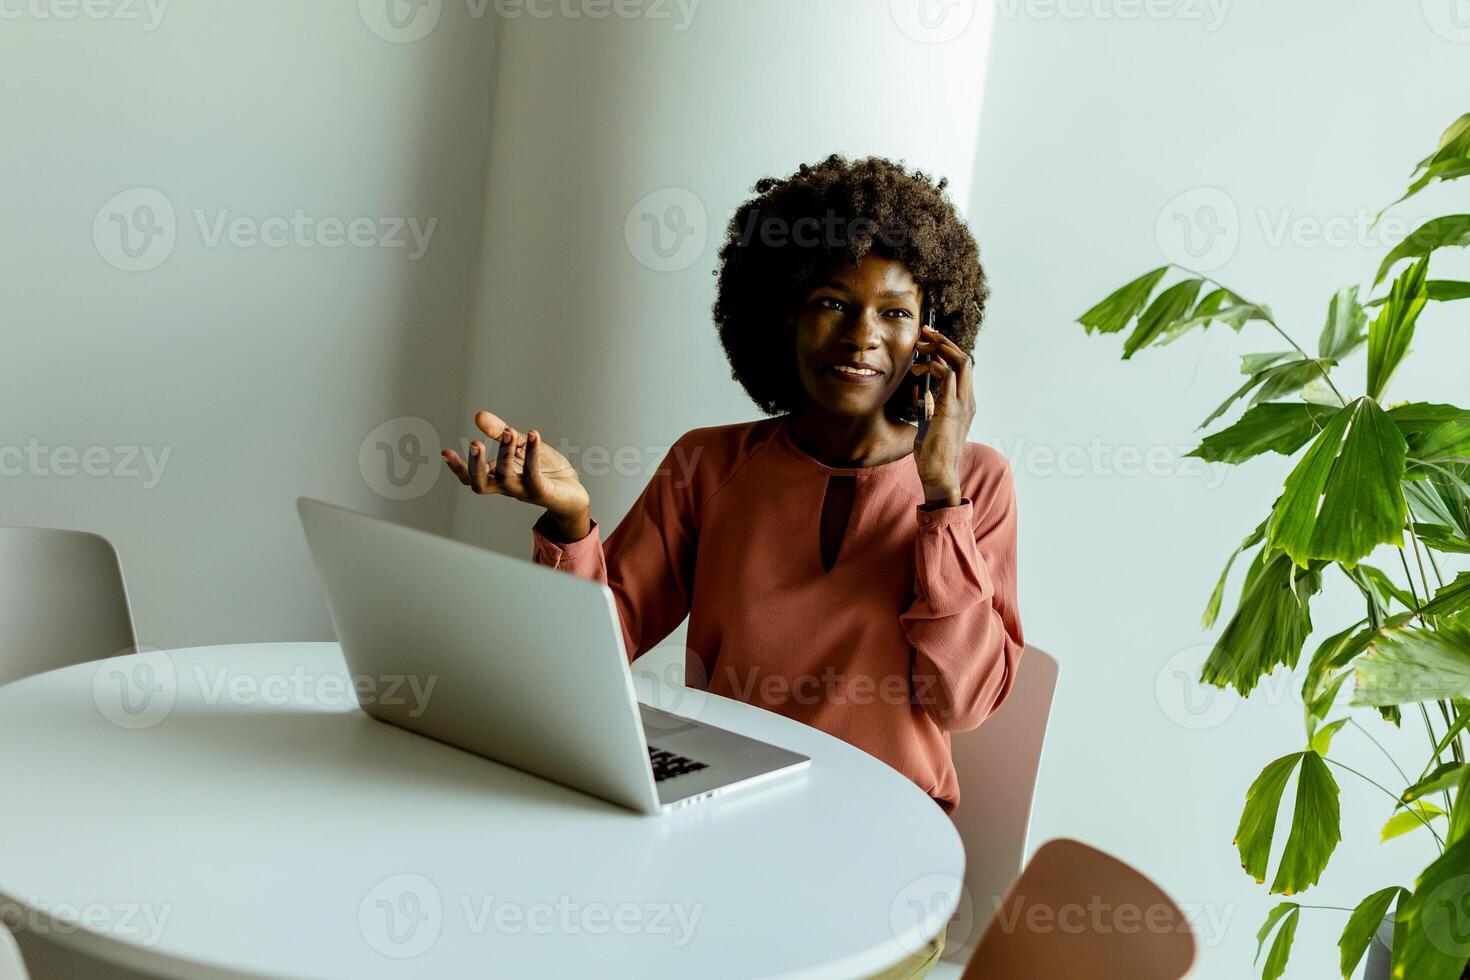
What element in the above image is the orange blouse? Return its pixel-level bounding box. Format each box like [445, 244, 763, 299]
[531, 415, 1024, 812]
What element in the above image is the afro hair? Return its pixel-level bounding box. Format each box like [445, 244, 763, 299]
[712, 154, 987, 422]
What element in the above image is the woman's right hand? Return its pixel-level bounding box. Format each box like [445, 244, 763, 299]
[442, 411, 592, 539]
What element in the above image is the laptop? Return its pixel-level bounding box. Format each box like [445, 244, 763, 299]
[296, 498, 810, 814]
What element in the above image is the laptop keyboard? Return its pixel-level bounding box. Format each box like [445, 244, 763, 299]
[648, 746, 709, 782]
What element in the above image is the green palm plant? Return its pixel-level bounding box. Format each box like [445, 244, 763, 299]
[1076, 114, 1470, 980]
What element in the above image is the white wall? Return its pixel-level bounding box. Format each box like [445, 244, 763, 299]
[6, 2, 1466, 977]
[450, 0, 994, 559]
[452, 4, 1469, 974]
[0, 1, 499, 649]
[972, 2, 1469, 976]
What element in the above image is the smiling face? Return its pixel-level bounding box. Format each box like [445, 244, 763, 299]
[789, 253, 923, 421]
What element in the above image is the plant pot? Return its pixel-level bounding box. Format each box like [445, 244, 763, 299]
[1365, 916, 1393, 980]
[1364, 915, 1470, 980]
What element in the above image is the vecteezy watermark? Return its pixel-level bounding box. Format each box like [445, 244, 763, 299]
[1255, 209, 1429, 252]
[890, 875, 1234, 954]
[891, 874, 973, 954]
[361, 416, 711, 502]
[0, 898, 173, 946]
[1421, 874, 1470, 959]
[1156, 186, 1435, 271]
[1155, 644, 1235, 731]
[472, 433, 701, 485]
[732, 209, 921, 252]
[1155, 186, 1239, 272]
[459, 895, 703, 946]
[988, 436, 1231, 489]
[490, 0, 700, 28]
[625, 188, 971, 273]
[92, 653, 437, 730]
[92, 187, 437, 273]
[889, 0, 978, 44]
[639, 657, 954, 724]
[357, 874, 704, 958]
[624, 187, 707, 273]
[359, 874, 443, 958]
[92, 648, 177, 730]
[996, 0, 1228, 29]
[1422, 0, 1470, 43]
[92, 187, 176, 272]
[190, 665, 437, 717]
[631, 644, 712, 722]
[720, 665, 946, 712]
[0, 0, 168, 30]
[360, 416, 443, 501]
[548, 437, 703, 485]
[1154, 642, 1322, 732]
[0, 440, 171, 488]
[988, 894, 1234, 948]
[358, 0, 700, 43]
[358, 0, 442, 43]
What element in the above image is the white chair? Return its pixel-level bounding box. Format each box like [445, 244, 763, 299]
[0, 528, 137, 687]
[958, 839, 1198, 979]
[938, 644, 1059, 969]
[0, 926, 29, 980]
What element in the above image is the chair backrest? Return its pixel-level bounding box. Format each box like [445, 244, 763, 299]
[960, 839, 1197, 980]
[0, 926, 29, 980]
[0, 528, 136, 688]
[944, 644, 1059, 960]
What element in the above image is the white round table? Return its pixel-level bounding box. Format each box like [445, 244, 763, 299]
[0, 643, 964, 979]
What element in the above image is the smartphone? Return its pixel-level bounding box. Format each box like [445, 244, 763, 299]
[916, 304, 934, 442]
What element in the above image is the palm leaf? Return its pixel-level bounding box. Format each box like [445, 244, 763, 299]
[1375, 215, 1470, 285]
[1257, 902, 1301, 980]
[1385, 112, 1470, 209]
[1202, 521, 1268, 628]
[1189, 403, 1333, 465]
[1367, 280, 1470, 307]
[1339, 887, 1407, 978]
[1270, 751, 1341, 894]
[1353, 622, 1470, 706]
[1319, 286, 1369, 360]
[1123, 278, 1204, 357]
[1381, 802, 1447, 842]
[1267, 398, 1408, 569]
[1367, 258, 1430, 401]
[1390, 835, 1470, 980]
[1203, 550, 1322, 695]
[1237, 753, 1304, 883]
[1154, 287, 1259, 345]
[1078, 266, 1168, 334]
[1203, 357, 1338, 429]
[1401, 762, 1469, 804]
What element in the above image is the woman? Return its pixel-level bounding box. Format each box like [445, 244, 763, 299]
[443, 156, 1022, 977]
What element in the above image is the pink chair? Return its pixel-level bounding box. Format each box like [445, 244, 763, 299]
[942, 644, 1059, 964]
[959, 839, 1198, 979]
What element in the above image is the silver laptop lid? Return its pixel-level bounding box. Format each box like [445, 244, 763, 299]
[296, 497, 662, 814]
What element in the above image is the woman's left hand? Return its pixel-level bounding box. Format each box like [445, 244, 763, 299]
[911, 324, 976, 507]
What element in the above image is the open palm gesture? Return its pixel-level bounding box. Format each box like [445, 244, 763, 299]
[442, 411, 590, 526]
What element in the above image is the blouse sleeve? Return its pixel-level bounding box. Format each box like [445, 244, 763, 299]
[899, 456, 1024, 731]
[530, 439, 699, 663]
